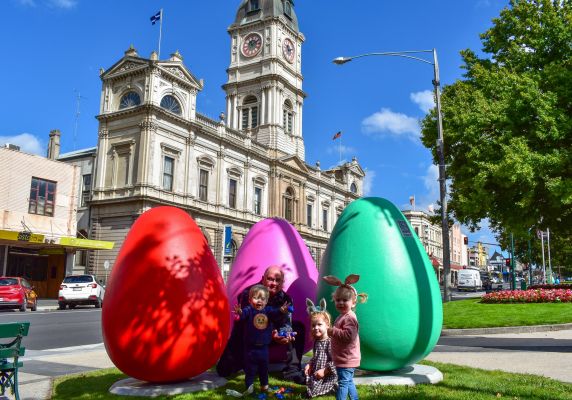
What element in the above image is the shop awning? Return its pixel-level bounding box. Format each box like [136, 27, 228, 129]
[451, 263, 463, 270]
[0, 229, 114, 250]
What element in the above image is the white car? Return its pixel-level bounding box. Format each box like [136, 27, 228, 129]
[58, 275, 104, 310]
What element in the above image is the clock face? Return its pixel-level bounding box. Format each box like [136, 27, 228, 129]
[242, 33, 263, 58]
[282, 38, 295, 63]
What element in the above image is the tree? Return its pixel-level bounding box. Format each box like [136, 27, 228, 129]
[421, 0, 572, 245]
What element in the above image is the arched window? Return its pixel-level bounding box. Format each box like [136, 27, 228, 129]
[283, 0, 292, 18]
[283, 187, 294, 222]
[248, 0, 259, 12]
[350, 182, 358, 194]
[119, 91, 141, 109]
[160, 95, 182, 115]
[241, 95, 258, 130]
[283, 100, 293, 134]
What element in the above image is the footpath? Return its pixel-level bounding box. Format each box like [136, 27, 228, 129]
[11, 300, 572, 399]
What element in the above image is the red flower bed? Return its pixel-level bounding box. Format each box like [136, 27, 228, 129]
[481, 289, 572, 303]
[528, 284, 572, 290]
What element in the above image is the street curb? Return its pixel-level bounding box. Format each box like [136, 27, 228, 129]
[441, 323, 572, 336]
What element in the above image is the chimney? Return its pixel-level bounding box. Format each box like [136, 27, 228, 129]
[47, 129, 61, 160]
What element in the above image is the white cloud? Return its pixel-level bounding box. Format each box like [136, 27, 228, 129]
[0, 133, 44, 155]
[326, 144, 357, 155]
[410, 90, 435, 113]
[363, 169, 375, 196]
[362, 108, 420, 140]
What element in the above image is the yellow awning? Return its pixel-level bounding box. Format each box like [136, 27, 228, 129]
[0, 229, 114, 250]
[0, 229, 45, 243]
[59, 237, 115, 250]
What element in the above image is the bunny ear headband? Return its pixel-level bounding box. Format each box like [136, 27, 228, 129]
[323, 274, 368, 303]
[306, 298, 327, 315]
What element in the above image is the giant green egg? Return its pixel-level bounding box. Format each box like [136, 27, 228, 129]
[317, 197, 442, 371]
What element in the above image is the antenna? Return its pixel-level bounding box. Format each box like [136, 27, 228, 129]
[73, 90, 87, 150]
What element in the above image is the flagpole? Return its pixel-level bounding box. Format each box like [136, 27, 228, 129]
[158, 8, 163, 59]
[339, 134, 342, 165]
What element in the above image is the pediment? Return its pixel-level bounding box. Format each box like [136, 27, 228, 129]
[278, 154, 309, 173]
[157, 62, 203, 90]
[103, 56, 149, 79]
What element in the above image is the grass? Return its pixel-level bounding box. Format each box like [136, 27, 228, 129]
[443, 299, 572, 329]
[51, 361, 572, 399]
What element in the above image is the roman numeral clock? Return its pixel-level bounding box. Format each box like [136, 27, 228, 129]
[241, 33, 263, 57]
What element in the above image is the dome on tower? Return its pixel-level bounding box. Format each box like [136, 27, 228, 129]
[232, 0, 298, 32]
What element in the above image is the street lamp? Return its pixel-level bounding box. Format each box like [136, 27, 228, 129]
[333, 49, 452, 302]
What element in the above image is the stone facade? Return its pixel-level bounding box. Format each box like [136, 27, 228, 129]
[82, 0, 364, 281]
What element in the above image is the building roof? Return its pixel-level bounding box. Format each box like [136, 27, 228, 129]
[232, 0, 299, 32]
[58, 147, 96, 160]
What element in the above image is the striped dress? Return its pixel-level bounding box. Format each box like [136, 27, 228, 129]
[306, 338, 337, 397]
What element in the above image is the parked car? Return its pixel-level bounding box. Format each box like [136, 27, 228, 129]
[458, 269, 483, 291]
[58, 275, 104, 310]
[0, 277, 38, 312]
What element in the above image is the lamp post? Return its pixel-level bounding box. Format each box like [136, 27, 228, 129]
[334, 49, 452, 302]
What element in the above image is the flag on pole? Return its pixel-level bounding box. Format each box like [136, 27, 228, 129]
[332, 131, 342, 140]
[150, 10, 162, 25]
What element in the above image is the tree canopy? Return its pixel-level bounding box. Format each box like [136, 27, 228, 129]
[421, 0, 572, 257]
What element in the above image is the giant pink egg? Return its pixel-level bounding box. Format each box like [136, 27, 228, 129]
[226, 218, 318, 355]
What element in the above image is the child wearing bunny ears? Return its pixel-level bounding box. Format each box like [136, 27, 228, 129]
[323, 274, 368, 400]
[304, 299, 337, 398]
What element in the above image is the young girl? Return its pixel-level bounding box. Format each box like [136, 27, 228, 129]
[304, 299, 337, 398]
[323, 274, 368, 400]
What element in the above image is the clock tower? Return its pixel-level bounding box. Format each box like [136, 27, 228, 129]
[224, 0, 306, 160]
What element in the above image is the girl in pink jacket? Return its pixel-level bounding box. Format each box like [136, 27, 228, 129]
[323, 274, 368, 400]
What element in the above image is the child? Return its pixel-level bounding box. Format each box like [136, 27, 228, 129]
[323, 274, 368, 400]
[234, 284, 289, 394]
[304, 298, 337, 398]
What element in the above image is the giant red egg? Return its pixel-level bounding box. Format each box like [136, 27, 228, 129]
[102, 206, 230, 383]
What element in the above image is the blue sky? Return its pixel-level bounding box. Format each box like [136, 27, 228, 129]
[1, 0, 509, 255]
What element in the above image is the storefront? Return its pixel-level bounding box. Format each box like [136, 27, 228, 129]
[0, 229, 113, 298]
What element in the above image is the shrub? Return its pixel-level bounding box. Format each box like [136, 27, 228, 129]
[528, 284, 572, 290]
[481, 289, 572, 304]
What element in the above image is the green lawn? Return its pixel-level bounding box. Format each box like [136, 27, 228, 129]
[443, 299, 572, 329]
[51, 361, 572, 399]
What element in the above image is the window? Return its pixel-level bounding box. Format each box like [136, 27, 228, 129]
[283, 0, 292, 18]
[307, 203, 313, 227]
[283, 187, 294, 222]
[162, 156, 174, 191]
[283, 101, 293, 134]
[199, 169, 209, 201]
[322, 208, 328, 231]
[29, 177, 56, 217]
[248, 0, 260, 12]
[160, 95, 182, 115]
[254, 187, 262, 215]
[119, 91, 141, 109]
[81, 174, 91, 207]
[241, 96, 258, 130]
[229, 179, 237, 209]
[350, 182, 358, 194]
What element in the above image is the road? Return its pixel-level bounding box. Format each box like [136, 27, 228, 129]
[0, 307, 102, 350]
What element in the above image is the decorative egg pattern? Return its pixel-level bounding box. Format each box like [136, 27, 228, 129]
[317, 197, 443, 371]
[226, 218, 318, 354]
[102, 206, 230, 383]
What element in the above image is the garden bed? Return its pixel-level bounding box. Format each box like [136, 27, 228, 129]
[481, 289, 572, 303]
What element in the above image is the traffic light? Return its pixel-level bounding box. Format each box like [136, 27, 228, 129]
[505, 258, 511, 267]
[463, 237, 468, 245]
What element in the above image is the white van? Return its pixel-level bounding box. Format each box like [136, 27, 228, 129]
[457, 269, 482, 291]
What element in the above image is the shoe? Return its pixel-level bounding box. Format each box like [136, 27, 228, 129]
[292, 373, 306, 385]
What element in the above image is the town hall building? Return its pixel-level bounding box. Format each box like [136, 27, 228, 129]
[81, 0, 365, 281]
